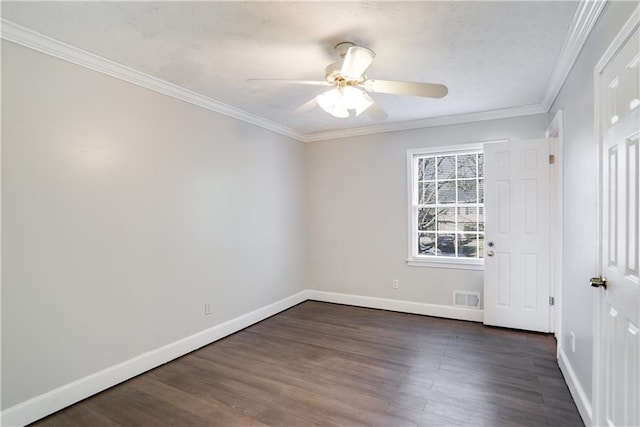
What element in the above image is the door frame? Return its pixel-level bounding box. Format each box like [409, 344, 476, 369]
[546, 110, 564, 352]
[592, 7, 640, 426]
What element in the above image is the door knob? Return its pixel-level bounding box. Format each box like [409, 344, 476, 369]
[487, 250, 495, 257]
[590, 277, 607, 289]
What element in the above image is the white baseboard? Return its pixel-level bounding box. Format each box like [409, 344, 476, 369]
[558, 348, 592, 426]
[0, 290, 309, 427]
[306, 290, 484, 322]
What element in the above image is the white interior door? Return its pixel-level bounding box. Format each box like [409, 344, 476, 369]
[594, 17, 639, 427]
[483, 138, 550, 332]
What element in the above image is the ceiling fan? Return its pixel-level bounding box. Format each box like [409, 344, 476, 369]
[250, 42, 448, 120]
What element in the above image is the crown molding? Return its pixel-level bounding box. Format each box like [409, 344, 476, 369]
[300, 103, 547, 142]
[595, 4, 639, 73]
[2, 0, 603, 144]
[541, 0, 607, 110]
[0, 19, 307, 142]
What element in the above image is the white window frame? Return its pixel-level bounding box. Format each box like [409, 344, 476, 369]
[406, 142, 497, 270]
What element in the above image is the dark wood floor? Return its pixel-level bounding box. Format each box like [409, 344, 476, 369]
[32, 301, 583, 426]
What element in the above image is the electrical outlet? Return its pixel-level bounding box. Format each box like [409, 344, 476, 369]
[392, 279, 399, 289]
[204, 303, 212, 315]
[570, 332, 576, 352]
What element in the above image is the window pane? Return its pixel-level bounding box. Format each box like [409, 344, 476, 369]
[418, 232, 436, 255]
[418, 208, 436, 231]
[437, 156, 456, 180]
[418, 181, 436, 204]
[437, 233, 456, 256]
[457, 179, 477, 203]
[457, 154, 477, 178]
[418, 157, 435, 180]
[412, 149, 484, 261]
[460, 233, 479, 258]
[438, 181, 456, 203]
[437, 208, 456, 231]
[458, 207, 478, 232]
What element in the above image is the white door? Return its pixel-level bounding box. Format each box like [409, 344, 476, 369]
[594, 17, 639, 427]
[483, 138, 550, 332]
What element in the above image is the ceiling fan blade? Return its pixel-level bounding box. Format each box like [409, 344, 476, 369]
[291, 97, 319, 116]
[340, 46, 375, 80]
[363, 79, 448, 98]
[247, 78, 330, 87]
[361, 93, 388, 121]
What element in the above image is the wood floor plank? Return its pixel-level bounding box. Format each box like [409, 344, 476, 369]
[31, 301, 583, 426]
[127, 376, 266, 426]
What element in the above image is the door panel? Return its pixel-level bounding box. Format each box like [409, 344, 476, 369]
[484, 138, 550, 332]
[626, 138, 639, 276]
[496, 253, 510, 306]
[523, 254, 537, 309]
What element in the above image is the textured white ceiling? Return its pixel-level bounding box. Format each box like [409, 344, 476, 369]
[2, 1, 578, 136]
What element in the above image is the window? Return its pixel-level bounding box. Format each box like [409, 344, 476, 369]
[408, 145, 484, 268]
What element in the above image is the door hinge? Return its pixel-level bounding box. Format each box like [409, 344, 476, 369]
[549, 296, 555, 306]
[549, 154, 556, 164]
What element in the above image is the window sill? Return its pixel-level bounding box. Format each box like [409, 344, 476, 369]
[407, 258, 484, 270]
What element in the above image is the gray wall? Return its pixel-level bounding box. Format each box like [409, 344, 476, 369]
[305, 114, 549, 306]
[1, 40, 307, 409]
[549, 1, 638, 407]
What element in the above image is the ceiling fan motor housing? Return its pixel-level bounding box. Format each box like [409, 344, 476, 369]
[325, 42, 374, 85]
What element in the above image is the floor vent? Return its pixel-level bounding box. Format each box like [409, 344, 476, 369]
[453, 291, 481, 309]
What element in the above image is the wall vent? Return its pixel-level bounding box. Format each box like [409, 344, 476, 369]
[453, 291, 481, 309]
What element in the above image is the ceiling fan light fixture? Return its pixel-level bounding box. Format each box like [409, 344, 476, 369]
[342, 86, 373, 116]
[317, 89, 349, 118]
[317, 87, 374, 118]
